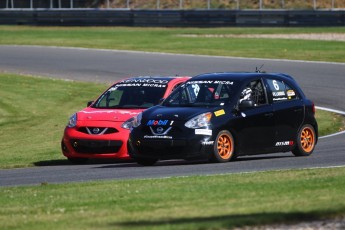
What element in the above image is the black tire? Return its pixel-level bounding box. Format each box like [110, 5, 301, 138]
[210, 130, 235, 163]
[68, 157, 89, 164]
[135, 158, 158, 166]
[292, 124, 316, 156]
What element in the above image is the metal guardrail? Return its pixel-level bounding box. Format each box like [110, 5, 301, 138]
[1, 0, 345, 10]
[0, 9, 344, 27]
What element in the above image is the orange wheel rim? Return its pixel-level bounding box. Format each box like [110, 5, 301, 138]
[300, 127, 315, 153]
[217, 134, 232, 160]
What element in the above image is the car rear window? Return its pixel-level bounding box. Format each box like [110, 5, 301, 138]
[267, 79, 298, 102]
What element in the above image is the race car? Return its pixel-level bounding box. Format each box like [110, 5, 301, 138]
[128, 72, 318, 166]
[61, 76, 190, 163]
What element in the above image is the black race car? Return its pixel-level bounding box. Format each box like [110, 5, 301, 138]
[127, 72, 318, 166]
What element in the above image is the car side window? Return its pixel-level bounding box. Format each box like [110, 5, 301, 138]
[267, 79, 298, 103]
[239, 79, 267, 106]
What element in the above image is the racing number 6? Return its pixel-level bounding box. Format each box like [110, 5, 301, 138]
[273, 80, 280, 90]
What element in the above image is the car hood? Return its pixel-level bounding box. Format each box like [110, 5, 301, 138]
[77, 108, 143, 122]
[143, 106, 214, 121]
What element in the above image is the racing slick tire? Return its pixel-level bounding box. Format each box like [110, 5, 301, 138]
[135, 157, 158, 166]
[68, 157, 89, 164]
[210, 130, 235, 163]
[292, 124, 316, 156]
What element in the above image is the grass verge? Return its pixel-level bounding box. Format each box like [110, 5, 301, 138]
[0, 73, 106, 169]
[0, 73, 344, 169]
[0, 26, 345, 63]
[1, 167, 345, 229]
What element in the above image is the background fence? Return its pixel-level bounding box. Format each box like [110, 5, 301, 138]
[1, 0, 345, 10]
[1, 9, 344, 26]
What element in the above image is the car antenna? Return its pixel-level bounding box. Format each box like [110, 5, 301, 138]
[255, 64, 264, 73]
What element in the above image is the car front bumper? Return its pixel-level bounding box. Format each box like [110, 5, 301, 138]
[128, 134, 214, 160]
[61, 121, 131, 160]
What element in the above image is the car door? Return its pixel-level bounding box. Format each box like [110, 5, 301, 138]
[265, 78, 304, 145]
[234, 79, 276, 154]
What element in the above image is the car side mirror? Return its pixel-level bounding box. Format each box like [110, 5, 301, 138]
[87, 101, 94, 107]
[239, 100, 255, 110]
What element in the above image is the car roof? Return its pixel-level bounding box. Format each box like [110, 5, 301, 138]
[191, 72, 294, 82]
[123, 76, 189, 82]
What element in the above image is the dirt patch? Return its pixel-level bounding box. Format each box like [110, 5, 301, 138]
[179, 33, 345, 42]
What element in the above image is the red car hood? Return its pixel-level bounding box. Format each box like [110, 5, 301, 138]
[77, 108, 143, 122]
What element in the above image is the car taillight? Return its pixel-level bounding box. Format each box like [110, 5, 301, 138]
[312, 102, 316, 114]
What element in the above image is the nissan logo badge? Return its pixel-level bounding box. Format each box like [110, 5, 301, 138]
[156, 127, 164, 134]
[93, 128, 100, 134]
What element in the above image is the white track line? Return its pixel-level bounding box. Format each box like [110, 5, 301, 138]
[316, 106, 345, 139]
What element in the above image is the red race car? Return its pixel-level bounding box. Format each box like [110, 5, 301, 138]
[61, 76, 189, 163]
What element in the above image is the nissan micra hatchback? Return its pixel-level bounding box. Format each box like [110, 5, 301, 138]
[128, 72, 318, 166]
[61, 76, 189, 163]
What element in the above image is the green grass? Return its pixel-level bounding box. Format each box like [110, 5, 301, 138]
[0, 73, 344, 169]
[1, 167, 345, 229]
[0, 73, 107, 169]
[316, 109, 345, 136]
[1, 26, 345, 63]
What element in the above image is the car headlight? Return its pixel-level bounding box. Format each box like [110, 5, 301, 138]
[67, 113, 77, 128]
[185, 112, 212, 129]
[123, 113, 142, 129]
[133, 113, 142, 128]
[122, 117, 134, 130]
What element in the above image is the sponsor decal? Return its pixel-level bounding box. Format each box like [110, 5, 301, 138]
[147, 120, 169, 126]
[115, 78, 169, 88]
[287, 90, 295, 96]
[273, 97, 288, 101]
[142, 83, 166, 88]
[272, 91, 286, 97]
[187, 80, 213, 84]
[115, 83, 166, 88]
[214, 109, 225, 117]
[120, 78, 169, 84]
[144, 135, 172, 139]
[201, 141, 214, 145]
[275, 141, 294, 146]
[186, 80, 234, 85]
[287, 90, 296, 97]
[213, 81, 234, 85]
[195, 129, 212, 136]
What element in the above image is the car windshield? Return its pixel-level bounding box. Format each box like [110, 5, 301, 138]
[163, 80, 235, 107]
[92, 80, 168, 109]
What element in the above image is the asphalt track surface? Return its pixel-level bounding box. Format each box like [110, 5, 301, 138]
[0, 45, 344, 187]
